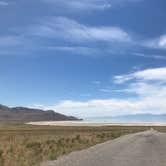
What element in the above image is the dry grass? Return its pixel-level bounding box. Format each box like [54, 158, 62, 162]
[0, 123, 155, 166]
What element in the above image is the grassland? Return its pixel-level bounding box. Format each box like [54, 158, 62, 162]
[0, 123, 163, 166]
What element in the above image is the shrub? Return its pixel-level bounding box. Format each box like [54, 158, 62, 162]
[76, 135, 80, 141]
[48, 150, 57, 160]
[26, 142, 41, 148]
[0, 149, 4, 166]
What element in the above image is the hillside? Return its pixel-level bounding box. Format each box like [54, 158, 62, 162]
[0, 104, 79, 122]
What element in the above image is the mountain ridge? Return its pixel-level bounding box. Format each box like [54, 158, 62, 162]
[0, 104, 80, 122]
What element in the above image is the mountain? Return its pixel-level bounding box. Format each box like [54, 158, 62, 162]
[0, 104, 80, 122]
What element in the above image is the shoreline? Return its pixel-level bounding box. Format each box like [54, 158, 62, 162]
[27, 121, 166, 127]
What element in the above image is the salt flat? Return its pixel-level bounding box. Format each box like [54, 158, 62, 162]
[27, 121, 166, 126]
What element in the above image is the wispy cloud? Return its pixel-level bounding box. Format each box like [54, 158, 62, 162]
[43, 0, 111, 11]
[0, 35, 39, 56]
[0, 36, 24, 55]
[0, 1, 8, 6]
[133, 52, 166, 60]
[2, 16, 166, 57]
[0, 36, 22, 47]
[0, 16, 132, 56]
[47, 46, 101, 56]
[144, 34, 166, 50]
[31, 17, 131, 43]
[114, 67, 166, 84]
[43, 0, 143, 11]
[92, 81, 101, 85]
[99, 88, 113, 93]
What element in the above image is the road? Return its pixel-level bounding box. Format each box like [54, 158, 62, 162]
[41, 130, 166, 166]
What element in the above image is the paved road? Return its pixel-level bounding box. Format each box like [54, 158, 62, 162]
[41, 130, 166, 166]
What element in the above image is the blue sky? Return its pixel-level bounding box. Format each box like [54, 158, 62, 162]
[0, 0, 166, 118]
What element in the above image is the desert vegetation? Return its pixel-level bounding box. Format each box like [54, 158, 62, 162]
[0, 123, 158, 166]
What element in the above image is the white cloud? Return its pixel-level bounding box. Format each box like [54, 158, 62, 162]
[134, 68, 166, 81]
[34, 67, 166, 117]
[35, 99, 137, 117]
[145, 34, 166, 50]
[88, 27, 130, 42]
[114, 67, 166, 84]
[0, 1, 8, 6]
[158, 35, 166, 49]
[34, 91, 166, 117]
[31, 17, 131, 43]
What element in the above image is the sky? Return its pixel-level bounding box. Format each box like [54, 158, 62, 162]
[0, 0, 166, 118]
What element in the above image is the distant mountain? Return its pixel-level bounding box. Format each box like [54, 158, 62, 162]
[0, 104, 80, 122]
[86, 114, 166, 123]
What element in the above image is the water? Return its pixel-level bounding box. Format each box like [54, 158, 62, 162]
[84, 115, 166, 123]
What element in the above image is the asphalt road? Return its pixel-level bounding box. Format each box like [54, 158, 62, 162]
[41, 130, 166, 166]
